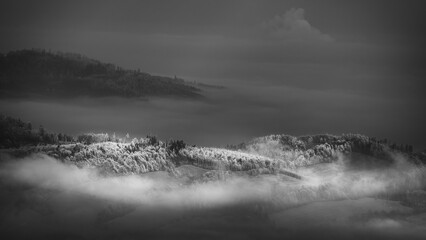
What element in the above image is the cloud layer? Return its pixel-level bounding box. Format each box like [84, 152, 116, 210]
[1, 152, 425, 239]
[1, 152, 425, 208]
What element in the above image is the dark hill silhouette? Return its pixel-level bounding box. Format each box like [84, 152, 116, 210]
[0, 49, 202, 99]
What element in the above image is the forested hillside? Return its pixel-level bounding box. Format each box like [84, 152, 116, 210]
[1, 115, 425, 178]
[0, 115, 74, 148]
[0, 49, 202, 98]
[231, 134, 423, 166]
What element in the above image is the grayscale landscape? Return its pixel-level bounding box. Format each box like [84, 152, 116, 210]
[1, 1, 425, 239]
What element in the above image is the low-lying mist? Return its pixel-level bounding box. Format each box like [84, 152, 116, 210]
[1, 81, 425, 149]
[1, 153, 425, 207]
[1, 153, 425, 239]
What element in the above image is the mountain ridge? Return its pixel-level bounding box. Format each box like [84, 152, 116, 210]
[1, 115, 425, 180]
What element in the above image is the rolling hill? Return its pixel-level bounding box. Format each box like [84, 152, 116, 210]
[0, 49, 202, 99]
[1, 115, 425, 180]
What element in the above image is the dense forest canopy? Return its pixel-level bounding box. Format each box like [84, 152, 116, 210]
[0, 49, 202, 98]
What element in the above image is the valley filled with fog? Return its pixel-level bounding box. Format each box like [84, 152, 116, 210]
[1, 77, 425, 239]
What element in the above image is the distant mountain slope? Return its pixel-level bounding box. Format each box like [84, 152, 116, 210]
[0, 49, 202, 99]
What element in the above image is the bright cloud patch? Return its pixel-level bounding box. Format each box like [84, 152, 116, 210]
[261, 8, 333, 43]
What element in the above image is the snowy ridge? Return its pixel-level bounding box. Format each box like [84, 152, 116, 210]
[6, 133, 424, 178]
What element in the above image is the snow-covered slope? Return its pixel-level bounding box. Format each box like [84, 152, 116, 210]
[5, 133, 424, 179]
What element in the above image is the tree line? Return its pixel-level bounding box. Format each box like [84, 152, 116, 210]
[0, 115, 188, 155]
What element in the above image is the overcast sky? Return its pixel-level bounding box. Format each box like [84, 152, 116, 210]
[1, 0, 425, 149]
